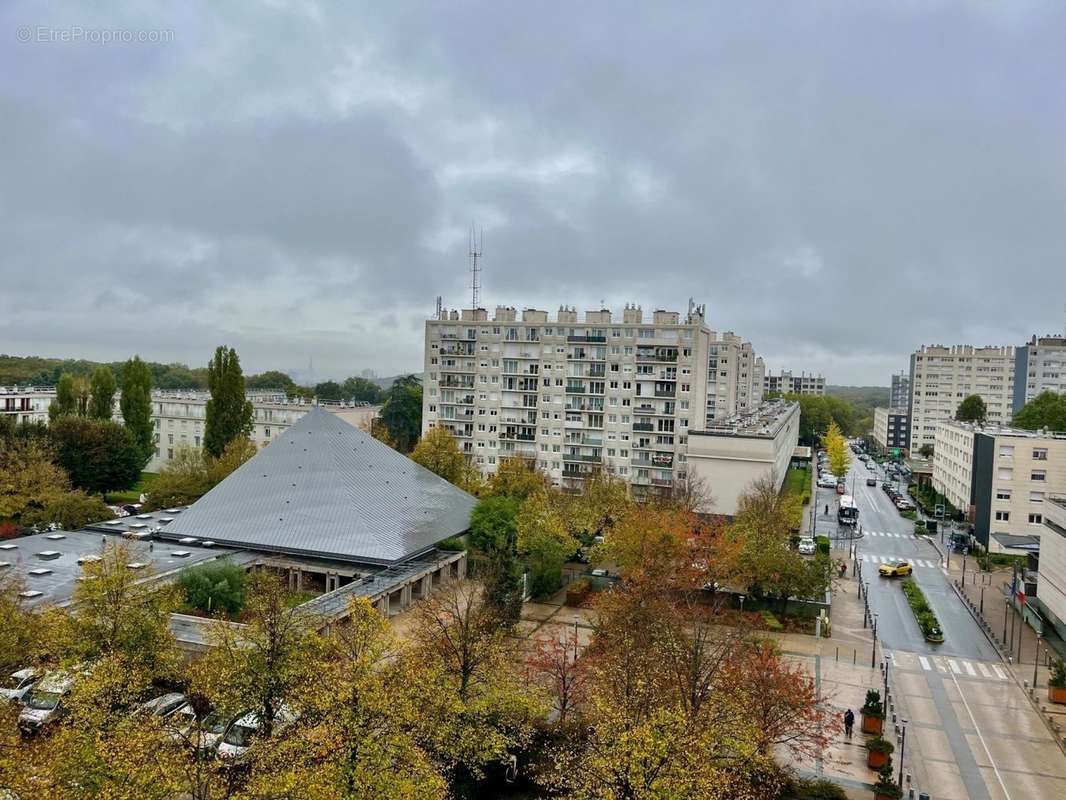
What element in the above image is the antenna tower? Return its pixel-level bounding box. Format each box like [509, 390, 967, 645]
[469, 223, 483, 309]
[435, 295, 443, 320]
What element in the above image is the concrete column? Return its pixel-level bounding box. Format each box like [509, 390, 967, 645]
[401, 584, 413, 609]
[457, 553, 467, 579]
[296, 569, 303, 592]
[420, 574, 432, 599]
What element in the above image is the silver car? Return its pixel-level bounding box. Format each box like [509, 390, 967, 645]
[18, 671, 74, 734]
[0, 668, 39, 703]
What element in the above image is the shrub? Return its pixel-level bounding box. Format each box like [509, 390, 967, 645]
[862, 689, 884, 718]
[901, 579, 943, 640]
[779, 775, 848, 800]
[873, 763, 902, 798]
[1050, 659, 1066, 689]
[760, 610, 784, 631]
[436, 536, 466, 552]
[178, 561, 248, 615]
[914, 521, 927, 535]
[865, 736, 895, 755]
[529, 562, 563, 598]
[565, 578, 590, 607]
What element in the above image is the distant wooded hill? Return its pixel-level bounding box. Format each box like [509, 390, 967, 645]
[825, 385, 891, 436]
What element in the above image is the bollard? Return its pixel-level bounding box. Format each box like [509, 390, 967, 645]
[836, 647, 839, 662]
[853, 649, 857, 665]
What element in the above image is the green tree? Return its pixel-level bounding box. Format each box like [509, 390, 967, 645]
[0, 437, 70, 523]
[120, 355, 154, 464]
[21, 490, 113, 530]
[48, 373, 88, 422]
[955, 394, 987, 424]
[1013, 391, 1066, 432]
[486, 457, 548, 501]
[205, 436, 257, 485]
[919, 443, 934, 459]
[469, 496, 519, 552]
[49, 417, 144, 495]
[203, 345, 253, 458]
[377, 375, 423, 453]
[314, 380, 344, 401]
[340, 376, 384, 403]
[177, 560, 248, 616]
[245, 369, 297, 391]
[88, 366, 117, 420]
[144, 445, 212, 509]
[517, 490, 578, 597]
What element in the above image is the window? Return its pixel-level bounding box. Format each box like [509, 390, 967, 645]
[997, 468, 1013, 481]
[1030, 491, 1045, 503]
[995, 511, 1010, 522]
[1033, 448, 1048, 460]
[996, 489, 1011, 501]
[1029, 513, 1043, 524]
[1032, 470, 1047, 481]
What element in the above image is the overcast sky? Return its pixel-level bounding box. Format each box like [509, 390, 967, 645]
[3, 1, 1065, 385]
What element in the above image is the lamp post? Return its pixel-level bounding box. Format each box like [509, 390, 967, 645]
[871, 613, 879, 669]
[738, 594, 745, 619]
[883, 653, 891, 716]
[1003, 598, 1009, 646]
[1035, 633, 1043, 688]
[898, 718, 908, 787]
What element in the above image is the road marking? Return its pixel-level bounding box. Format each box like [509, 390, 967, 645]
[941, 568, 949, 576]
[964, 661, 977, 677]
[949, 659, 962, 674]
[977, 663, 992, 678]
[992, 665, 1007, 680]
[919, 656, 931, 671]
[946, 660, 1012, 799]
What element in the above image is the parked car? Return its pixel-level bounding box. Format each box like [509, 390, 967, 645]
[817, 475, 837, 489]
[169, 706, 231, 753]
[879, 560, 913, 577]
[217, 705, 298, 762]
[18, 671, 75, 734]
[797, 538, 816, 556]
[0, 668, 38, 704]
[135, 692, 189, 720]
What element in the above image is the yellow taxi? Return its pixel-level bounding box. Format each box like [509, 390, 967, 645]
[878, 560, 913, 577]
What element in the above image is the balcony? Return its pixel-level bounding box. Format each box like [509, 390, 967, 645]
[633, 422, 654, 432]
[651, 477, 674, 487]
[501, 432, 536, 442]
[564, 453, 601, 463]
[654, 389, 676, 398]
[567, 335, 606, 343]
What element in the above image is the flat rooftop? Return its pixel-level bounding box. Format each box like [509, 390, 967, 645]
[940, 420, 1066, 440]
[691, 399, 799, 439]
[0, 528, 249, 608]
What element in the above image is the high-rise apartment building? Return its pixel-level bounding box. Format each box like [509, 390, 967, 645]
[705, 332, 764, 425]
[1013, 334, 1066, 414]
[764, 370, 825, 396]
[907, 345, 1015, 453]
[423, 303, 711, 493]
[872, 407, 909, 454]
[890, 372, 910, 408]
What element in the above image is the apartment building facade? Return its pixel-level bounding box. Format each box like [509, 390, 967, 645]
[1013, 335, 1066, 414]
[907, 345, 1015, 453]
[872, 407, 909, 454]
[764, 370, 825, 396]
[933, 421, 1066, 553]
[705, 332, 764, 425]
[423, 304, 711, 493]
[890, 372, 910, 408]
[1, 386, 55, 425]
[146, 393, 380, 471]
[1038, 496, 1066, 643]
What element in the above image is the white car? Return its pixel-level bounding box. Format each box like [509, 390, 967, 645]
[217, 705, 297, 761]
[18, 671, 75, 734]
[817, 475, 837, 489]
[0, 668, 38, 703]
[169, 705, 231, 753]
[135, 692, 189, 719]
[797, 538, 816, 556]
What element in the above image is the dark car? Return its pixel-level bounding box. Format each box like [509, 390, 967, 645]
[866, 477, 877, 486]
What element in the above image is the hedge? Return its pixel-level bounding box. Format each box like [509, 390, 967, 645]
[901, 579, 944, 642]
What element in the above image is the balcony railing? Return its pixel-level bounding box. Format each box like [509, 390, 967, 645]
[567, 335, 606, 343]
[654, 389, 676, 398]
[633, 422, 654, 432]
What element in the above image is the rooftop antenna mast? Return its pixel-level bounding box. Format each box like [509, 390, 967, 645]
[469, 223, 483, 310]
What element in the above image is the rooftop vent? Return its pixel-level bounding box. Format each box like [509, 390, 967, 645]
[129, 523, 147, 529]
[36, 551, 61, 561]
[127, 562, 147, 570]
[158, 517, 174, 524]
[0, 544, 17, 551]
[178, 538, 198, 545]
[165, 508, 182, 514]
[202, 541, 216, 548]
[77, 555, 102, 566]
[171, 551, 191, 558]
[28, 568, 53, 576]
[105, 520, 124, 526]
[45, 534, 66, 540]
[136, 514, 153, 520]
[0, 562, 10, 569]
[19, 590, 43, 599]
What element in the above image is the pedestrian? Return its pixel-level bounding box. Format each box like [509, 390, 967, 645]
[825, 503, 829, 516]
[843, 708, 855, 738]
[838, 560, 847, 578]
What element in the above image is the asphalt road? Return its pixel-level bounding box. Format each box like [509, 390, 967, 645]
[815, 457, 1000, 662]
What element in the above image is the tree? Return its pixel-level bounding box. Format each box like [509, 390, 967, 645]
[88, 365, 117, 420]
[204, 345, 253, 458]
[516, 489, 578, 597]
[918, 443, 934, 459]
[314, 380, 344, 401]
[377, 375, 422, 453]
[482, 546, 524, 627]
[245, 369, 297, 391]
[177, 560, 248, 616]
[486, 457, 548, 501]
[49, 416, 144, 495]
[528, 627, 587, 726]
[1013, 390, 1066, 432]
[469, 496, 519, 552]
[48, 372, 89, 422]
[205, 436, 257, 485]
[956, 394, 987, 424]
[0, 437, 70, 523]
[20, 490, 113, 530]
[562, 469, 631, 543]
[340, 376, 384, 404]
[412, 426, 471, 486]
[120, 355, 154, 463]
[599, 502, 696, 581]
[825, 421, 850, 479]
[144, 445, 212, 509]
[0, 572, 46, 674]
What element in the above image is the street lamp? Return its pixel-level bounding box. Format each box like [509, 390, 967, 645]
[898, 718, 908, 787]
[871, 613, 879, 669]
[883, 653, 891, 716]
[1035, 633, 1043, 688]
[1003, 598, 1009, 646]
[738, 594, 745, 618]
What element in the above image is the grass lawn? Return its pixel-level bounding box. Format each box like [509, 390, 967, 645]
[783, 466, 811, 504]
[105, 471, 159, 504]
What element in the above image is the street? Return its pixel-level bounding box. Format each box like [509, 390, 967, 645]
[813, 456, 1066, 800]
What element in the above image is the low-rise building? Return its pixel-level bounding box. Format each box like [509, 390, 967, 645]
[933, 421, 1066, 553]
[872, 407, 909, 455]
[1, 386, 55, 425]
[764, 370, 825, 397]
[686, 399, 801, 517]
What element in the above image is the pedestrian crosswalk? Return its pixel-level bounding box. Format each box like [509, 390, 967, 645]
[859, 554, 939, 568]
[889, 651, 1009, 681]
[864, 531, 908, 538]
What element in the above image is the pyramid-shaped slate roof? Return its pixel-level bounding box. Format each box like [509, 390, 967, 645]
[163, 407, 476, 565]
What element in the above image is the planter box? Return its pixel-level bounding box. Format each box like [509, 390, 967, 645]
[1049, 685, 1066, 705]
[866, 749, 889, 770]
[861, 713, 884, 735]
